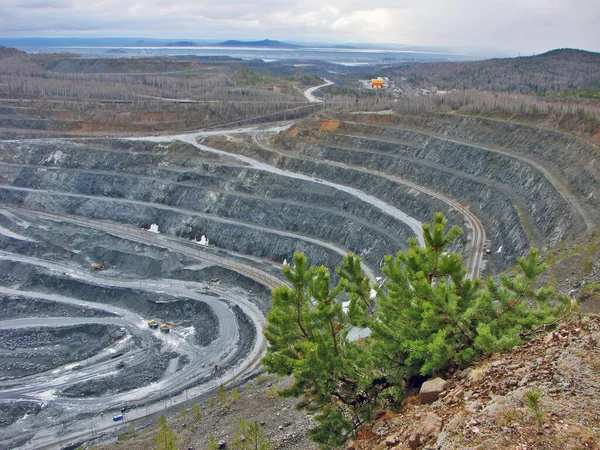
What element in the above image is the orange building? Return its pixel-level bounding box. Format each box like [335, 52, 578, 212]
[371, 79, 384, 88]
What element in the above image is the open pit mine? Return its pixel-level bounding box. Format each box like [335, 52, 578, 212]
[0, 109, 598, 449]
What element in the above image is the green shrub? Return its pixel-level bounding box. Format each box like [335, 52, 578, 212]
[524, 389, 545, 426]
[192, 403, 202, 423]
[262, 213, 571, 449]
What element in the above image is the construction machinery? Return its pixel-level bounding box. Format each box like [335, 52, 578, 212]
[91, 262, 104, 270]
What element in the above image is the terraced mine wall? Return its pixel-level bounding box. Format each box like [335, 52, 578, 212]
[259, 115, 599, 269]
[329, 133, 575, 238]
[0, 323, 122, 378]
[0, 100, 324, 138]
[22, 271, 220, 346]
[222, 139, 471, 252]
[0, 139, 418, 271]
[0, 202, 272, 450]
[271, 139, 525, 266]
[341, 113, 600, 226]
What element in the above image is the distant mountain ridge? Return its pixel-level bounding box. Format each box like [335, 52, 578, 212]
[535, 48, 600, 60]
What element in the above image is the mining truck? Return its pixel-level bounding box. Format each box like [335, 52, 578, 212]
[159, 323, 171, 333]
[147, 320, 159, 329]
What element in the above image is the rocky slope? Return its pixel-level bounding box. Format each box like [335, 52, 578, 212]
[348, 314, 600, 450]
[97, 373, 319, 450]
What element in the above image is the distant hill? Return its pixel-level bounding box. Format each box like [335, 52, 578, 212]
[216, 39, 300, 49]
[0, 46, 26, 58]
[390, 48, 600, 95]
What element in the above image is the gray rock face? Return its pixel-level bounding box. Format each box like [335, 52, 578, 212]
[408, 412, 443, 449]
[277, 133, 580, 269]
[280, 114, 600, 274]
[0, 139, 420, 271]
[419, 377, 449, 404]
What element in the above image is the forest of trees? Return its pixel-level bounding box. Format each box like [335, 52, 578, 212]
[387, 90, 600, 137]
[0, 49, 327, 133]
[263, 213, 572, 449]
[2, 46, 598, 137]
[389, 49, 600, 95]
[0, 54, 302, 102]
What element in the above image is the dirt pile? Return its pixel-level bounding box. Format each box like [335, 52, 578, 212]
[348, 315, 600, 450]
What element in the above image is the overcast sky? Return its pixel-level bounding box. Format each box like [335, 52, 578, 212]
[1, 0, 598, 54]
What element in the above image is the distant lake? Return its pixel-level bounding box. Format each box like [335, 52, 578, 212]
[12, 45, 472, 65]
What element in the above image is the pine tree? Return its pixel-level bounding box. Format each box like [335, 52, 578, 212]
[368, 212, 571, 379]
[232, 419, 273, 450]
[127, 421, 137, 438]
[231, 418, 249, 449]
[229, 388, 241, 403]
[217, 384, 227, 403]
[263, 213, 571, 448]
[155, 414, 177, 450]
[206, 435, 219, 450]
[262, 252, 388, 448]
[192, 403, 202, 424]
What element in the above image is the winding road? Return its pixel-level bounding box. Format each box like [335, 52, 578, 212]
[302, 79, 334, 103]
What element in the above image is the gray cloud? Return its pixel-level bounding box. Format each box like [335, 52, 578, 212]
[0, 0, 598, 54]
[2, 0, 74, 8]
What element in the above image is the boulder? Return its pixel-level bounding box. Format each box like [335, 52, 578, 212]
[419, 378, 449, 404]
[544, 331, 557, 344]
[457, 368, 472, 380]
[408, 413, 443, 449]
[385, 435, 399, 446]
[372, 420, 388, 436]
